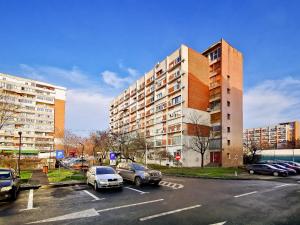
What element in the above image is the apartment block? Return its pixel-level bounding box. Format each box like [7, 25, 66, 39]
[243, 121, 300, 149]
[109, 39, 243, 167]
[0, 73, 66, 155]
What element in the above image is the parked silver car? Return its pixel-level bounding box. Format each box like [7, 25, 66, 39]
[116, 162, 162, 186]
[86, 166, 123, 191]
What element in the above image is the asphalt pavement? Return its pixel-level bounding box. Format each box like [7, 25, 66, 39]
[0, 176, 299, 225]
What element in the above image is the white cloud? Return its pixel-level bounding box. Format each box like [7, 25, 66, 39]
[20, 64, 90, 86]
[244, 77, 300, 128]
[66, 89, 113, 136]
[101, 70, 133, 88]
[127, 67, 139, 77]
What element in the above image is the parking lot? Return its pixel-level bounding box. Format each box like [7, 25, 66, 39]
[1, 176, 300, 225]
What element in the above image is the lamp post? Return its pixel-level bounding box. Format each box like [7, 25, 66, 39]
[18, 131, 22, 175]
[79, 142, 84, 170]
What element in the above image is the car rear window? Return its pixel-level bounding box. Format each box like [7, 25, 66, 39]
[0, 171, 11, 179]
[96, 167, 116, 175]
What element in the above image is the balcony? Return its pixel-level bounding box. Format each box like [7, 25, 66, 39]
[156, 102, 167, 112]
[146, 76, 155, 86]
[168, 71, 181, 83]
[130, 89, 137, 97]
[146, 110, 154, 117]
[130, 106, 137, 114]
[138, 93, 144, 101]
[130, 116, 136, 123]
[168, 124, 181, 134]
[156, 78, 167, 90]
[146, 97, 155, 106]
[168, 56, 181, 72]
[168, 99, 182, 108]
[209, 93, 221, 102]
[124, 93, 130, 100]
[137, 83, 145, 92]
[209, 80, 221, 90]
[146, 87, 155, 96]
[168, 83, 182, 95]
[156, 70, 165, 79]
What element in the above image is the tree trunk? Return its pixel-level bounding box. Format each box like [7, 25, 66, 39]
[201, 153, 204, 168]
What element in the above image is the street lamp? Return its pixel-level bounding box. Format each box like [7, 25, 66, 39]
[17, 131, 22, 175]
[79, 142, 84, 170]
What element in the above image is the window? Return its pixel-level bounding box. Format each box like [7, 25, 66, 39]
[171, 96, 181, 105]
[227, 113, 231, 120]
[227, 140, 231, 146]
[227, 101, 230, 107]
[209, 48, 221, 61]
[227, 88, 231, 94]
[227, 127, 231, 133]
[156, 93, 163, 99]
[227, 153, 231, 159]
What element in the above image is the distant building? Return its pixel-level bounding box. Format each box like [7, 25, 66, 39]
[109, 39, 243, 167]
[243, 121, 300, 150]
[0, 73, 66, 155]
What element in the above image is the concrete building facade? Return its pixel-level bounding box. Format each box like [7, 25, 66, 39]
[0, 73, 66, 155]
[109, 39, 243, 167]
[243, 121, 300, 150]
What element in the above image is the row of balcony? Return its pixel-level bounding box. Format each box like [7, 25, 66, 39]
[111, 69, 184, 108]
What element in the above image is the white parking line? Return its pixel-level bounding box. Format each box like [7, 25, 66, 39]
[273, 184, 295, 189]
[234, 191, 257, 198]
[139, 204, 201, 221]
[124, 187, 149, 194]
[96, 199, 164, 213]
[83, 190, 104, 201]
[20, 189, 37, 211]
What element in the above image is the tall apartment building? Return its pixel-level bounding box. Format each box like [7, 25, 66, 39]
[0, 73, 66, 155]
[109, 39, 243, 167]
[243, 121, 300, 149]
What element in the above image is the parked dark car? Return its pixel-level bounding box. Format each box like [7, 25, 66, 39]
[276, 162, 300, 174]
[116, 162, 162, 186]
[271, 164, 297, 175]
[0, 168, 20, 201]
[246, 164, 289, 177]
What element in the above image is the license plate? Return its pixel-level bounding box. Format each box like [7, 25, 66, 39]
[109, 181, 118, 185]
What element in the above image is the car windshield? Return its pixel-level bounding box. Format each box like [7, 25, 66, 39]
[0, 171, 11, 180]
[267, 165, 277, 169]
[96, 167, 116, 175]
[132, 163, 147, 171]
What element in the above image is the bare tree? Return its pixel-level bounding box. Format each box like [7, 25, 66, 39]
[188, 113, 211, 168]
[0, 89, 19, 130]
[108, 131, 151, 162]
[63, 130, 81, 156]
[243, 138, 261, 163]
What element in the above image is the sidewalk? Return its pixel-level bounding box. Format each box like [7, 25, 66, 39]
[29, 169, 49, 185]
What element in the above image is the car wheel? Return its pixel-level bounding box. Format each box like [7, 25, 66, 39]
[249, 170, 254, 174]
[273, 172, 279, 176]
[94, 182, 98, 191]
[10, 189, 17, 201]
[134, 177, 142, 187]
[153, 181, 160, 186]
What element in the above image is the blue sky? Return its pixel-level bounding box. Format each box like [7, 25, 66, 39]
[1, 0, 300, 135]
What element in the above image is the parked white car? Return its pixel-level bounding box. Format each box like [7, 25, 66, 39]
[86, 166, 123, 191]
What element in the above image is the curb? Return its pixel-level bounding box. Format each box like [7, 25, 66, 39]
[162, 173, 282, 181]
[40, 181, 86, 189]
[20, 184, 41, 190]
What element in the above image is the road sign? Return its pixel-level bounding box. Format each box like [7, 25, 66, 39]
[175, 154, 181, 160]
[56, 150, 64, 159]
[110, 152, 116, 160]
